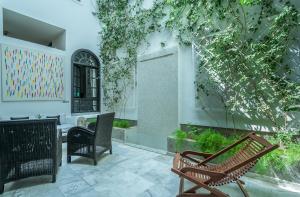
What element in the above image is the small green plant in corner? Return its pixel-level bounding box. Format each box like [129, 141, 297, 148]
[175, 129, 187, 152]
[193, 129, 229, 153]
[113, 120, 130, 128]
[86, 117, 97, 125]
[183, 128, 241, 162]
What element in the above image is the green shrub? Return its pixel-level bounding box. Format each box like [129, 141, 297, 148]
[186, 125, 202, 139]
[87, 119, 131, 128]
[254, 144, 300, 176]
[175, 129, 188, 151]
[86, 118, 97, 124]
[193, 129, 231, 153]
[113, 120, 130, 128]
[255, 133, 300, 176]
[255, 149, 285, 174]
[192, 129, 242, 163]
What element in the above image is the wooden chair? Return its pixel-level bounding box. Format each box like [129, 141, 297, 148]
[171, 132, 279, 197]
[67, 112, 115, 165]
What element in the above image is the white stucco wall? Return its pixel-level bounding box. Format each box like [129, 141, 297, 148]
[0, 0, 100, 119]
[130, 1, 300, 132]
[1, 0, 227, 128]
[0, 0, 298, 132]
[133, 30, 239, 130]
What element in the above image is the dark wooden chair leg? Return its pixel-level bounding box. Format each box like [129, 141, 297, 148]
[93, 145, 98, 165]
[67, 155, 71, 163]
[52, 174, 56, 183]
[178, 194, 214, 197]
[180, 182, 229, 197]
[237, 180, 249, 197]
[0, 182, 4, 194]
[16, 163, 21, 176]
[179, 177, 184, 195]
[184, 185, 201, 193]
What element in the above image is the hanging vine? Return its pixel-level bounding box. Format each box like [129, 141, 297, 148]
[166, 0, 300, 130]
[96, 0, 300, 130]
[96, 0, 165, 111]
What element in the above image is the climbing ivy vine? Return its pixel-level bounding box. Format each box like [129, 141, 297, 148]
[165, 0, 300, 130]
[96, 0, 300, 130]
[96, 0, 165, 111]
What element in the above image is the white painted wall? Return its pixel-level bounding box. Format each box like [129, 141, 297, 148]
[0, 0, 100, 120]
[109, 7, 243, 129]
[0, 0, 298, 132]
[107, 0, 242, 129]
[133, 29, 241, 130]
[130, 1, 300, 132]
[104, 26, 179, 121]
[135, 48, 178, 150]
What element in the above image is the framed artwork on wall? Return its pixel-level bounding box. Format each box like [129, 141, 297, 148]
[1, 44, 65, 101]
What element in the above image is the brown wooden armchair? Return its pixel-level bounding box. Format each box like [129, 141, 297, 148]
[172, 132, 279, 197]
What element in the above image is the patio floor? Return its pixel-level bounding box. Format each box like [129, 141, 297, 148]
[2, 142, 300, 197]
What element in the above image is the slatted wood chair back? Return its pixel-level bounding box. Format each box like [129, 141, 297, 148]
[205, 133, 278, 186]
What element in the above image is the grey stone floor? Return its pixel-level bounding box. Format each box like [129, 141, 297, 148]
[2, 142, 300, 197]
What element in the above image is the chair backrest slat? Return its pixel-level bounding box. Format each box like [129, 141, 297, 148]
[220, 133, 278, 174]
[226, 144, 278, 174]
[94, 112, 115, 148]
[198, 134, 251, 166]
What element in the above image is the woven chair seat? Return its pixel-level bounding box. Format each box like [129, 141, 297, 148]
[6, 159, 54, 179]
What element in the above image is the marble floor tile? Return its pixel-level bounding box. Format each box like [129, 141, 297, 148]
[1, 141, 300, 197]
[58, 180, 91, 196]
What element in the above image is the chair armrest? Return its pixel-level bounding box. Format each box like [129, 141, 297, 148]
[57, 130, 62, 170]
[67, 127, 95, 144]
[181, 151, 213, 158]
[181, 167, 226, 179]
[68, 126, 95, 136]
[180, 151, 213, 164]
[87, 122, 96, 131]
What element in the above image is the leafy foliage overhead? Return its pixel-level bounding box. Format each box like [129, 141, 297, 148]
[165, 0, 300, 129]
[96, 0, 300, 130]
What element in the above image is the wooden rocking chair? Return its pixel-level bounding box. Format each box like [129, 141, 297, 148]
[172, 132, 279, 197]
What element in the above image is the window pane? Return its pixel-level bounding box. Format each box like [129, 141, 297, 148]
[72, 51, 100, 113]
[92, 88, 97, 97]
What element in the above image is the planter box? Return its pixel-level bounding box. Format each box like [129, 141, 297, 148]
[112, 126, 137, 143]
[167, 135, 198, 153]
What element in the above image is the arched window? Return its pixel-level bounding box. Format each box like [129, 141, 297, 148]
[71, 49, 100, 113]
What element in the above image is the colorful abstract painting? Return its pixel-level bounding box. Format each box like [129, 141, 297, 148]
[1, 44, 65, 101]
